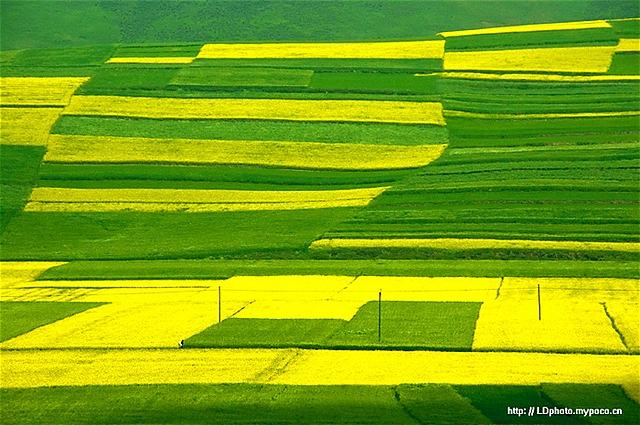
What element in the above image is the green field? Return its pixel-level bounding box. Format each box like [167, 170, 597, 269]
[1, 2, 638, 424]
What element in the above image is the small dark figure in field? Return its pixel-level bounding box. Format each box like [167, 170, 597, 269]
[179, 340, 184, 348]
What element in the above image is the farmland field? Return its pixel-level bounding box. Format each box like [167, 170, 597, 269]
[1, 3, 639, 424]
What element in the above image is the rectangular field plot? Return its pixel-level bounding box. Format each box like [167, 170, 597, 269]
[23, 186, 388, 212]
[197, 40, 445, 59]
[170, 66, 313, 87]
[471, 299, 627, 353]
[61, 95, 446, 125]
[52, 115, 450, 146]
[309, 72, 439, 94]
[186, 301, 482, 351]
[0, 262, 66, 288]
[43, 134, 447, 170]
[111, 44, 204, 57]
[76, 67, 180, 93]
[443, 46, 616, 73]
[192, 58, 443, 72]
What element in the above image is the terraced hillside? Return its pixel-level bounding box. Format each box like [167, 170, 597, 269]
[1, 14, 639, 425]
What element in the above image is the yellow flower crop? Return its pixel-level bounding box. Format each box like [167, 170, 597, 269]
[309, 238, 640, 253]
[472, 300, 628, 353]
[0, 77, 89, 106]
[45, 135, 447, 170]
[1, 348, 286, 387]
[443, 46, 616, 73]
[498, 277, 639, 303]
[445, 110, 640, 120]
[106, 57, 195, 64]
[616, 38, 640, 52]
[234, 300, 363, 320]
[3, 348, 636, 401]
[62, 96, 446, 125]
[0, 261, 67, 288]
[197, 40, 445, 59]
[25, 187, 389, 212]
[332, 276, 501, 302]
[268, 350, 638, 401]
[220, 275, 355, 302]
[0, 107, 62, 146]
[438, 20, 611, 37]
[435, 72, 640, 82]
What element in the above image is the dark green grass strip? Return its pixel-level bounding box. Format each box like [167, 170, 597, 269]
[541, 384, 640, 425]
[0, 66, 99, 77]
[76, 67, 181, 93]
[454, 385, 587, 424]
[0, 209, 359, 260]
[448, 132, 639, 148]
[36, 259, 640, 280]
[327, 301, 481, 350]
[37, 164, 416, 188]
[68, 87, 439, 101]
[185, 301, 481, 351]
[51, 116, 450, 146]
[185, 318, 346, 348]
[111, 44, 203, 57]
[445, 116, 640, 138]
[192, 58, 443, 72]
[309, 73, 439, 94]
[0, 145, 46, 234]
[170, 66, 314, 87]
[2, 384, 635, 425]
[0, 384, 465, 425]
[443, 27, 618, 51]
[608, 53, 640, 75]
[608, 19, 640, 38]
[442, 98, 640, 114]
[0, 301, 104, 342]
[0, 45, 115, 67]
[438, 78, 640, 97]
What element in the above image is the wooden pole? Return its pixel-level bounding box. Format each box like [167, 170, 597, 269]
[378, 290, 382, 342]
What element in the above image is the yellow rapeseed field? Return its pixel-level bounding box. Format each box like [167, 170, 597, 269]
[234, 300, 363, 320]
[1, 348, 285, 387]
[435, 71, 640, 82]
[27, 187, 387, 203]
[18, 279, 221, 288]
[219, 275, 355, 302]
[616, 38, 640, 52]
[197, 40, 445, 59]
[0, 77, 89, 106]
[438, 20, 611, 37]
[25, 187, 388, 212]
[332, 276, 500, 302]
[309, 238, 640, 252]
[269, 349, 639, 402]
[443, 46, 616, 73]
[445, 110, 640, 120]
[61, 96, 446, 125]
[0, 261, 67, 288]
[472, 300, 628, 353]
[106, 57, 195, 64]
[498, 277, 639, 303]
[0, 107, 63, 146]
[3, 349, 637, 402]
[44, 135, 448, 170]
